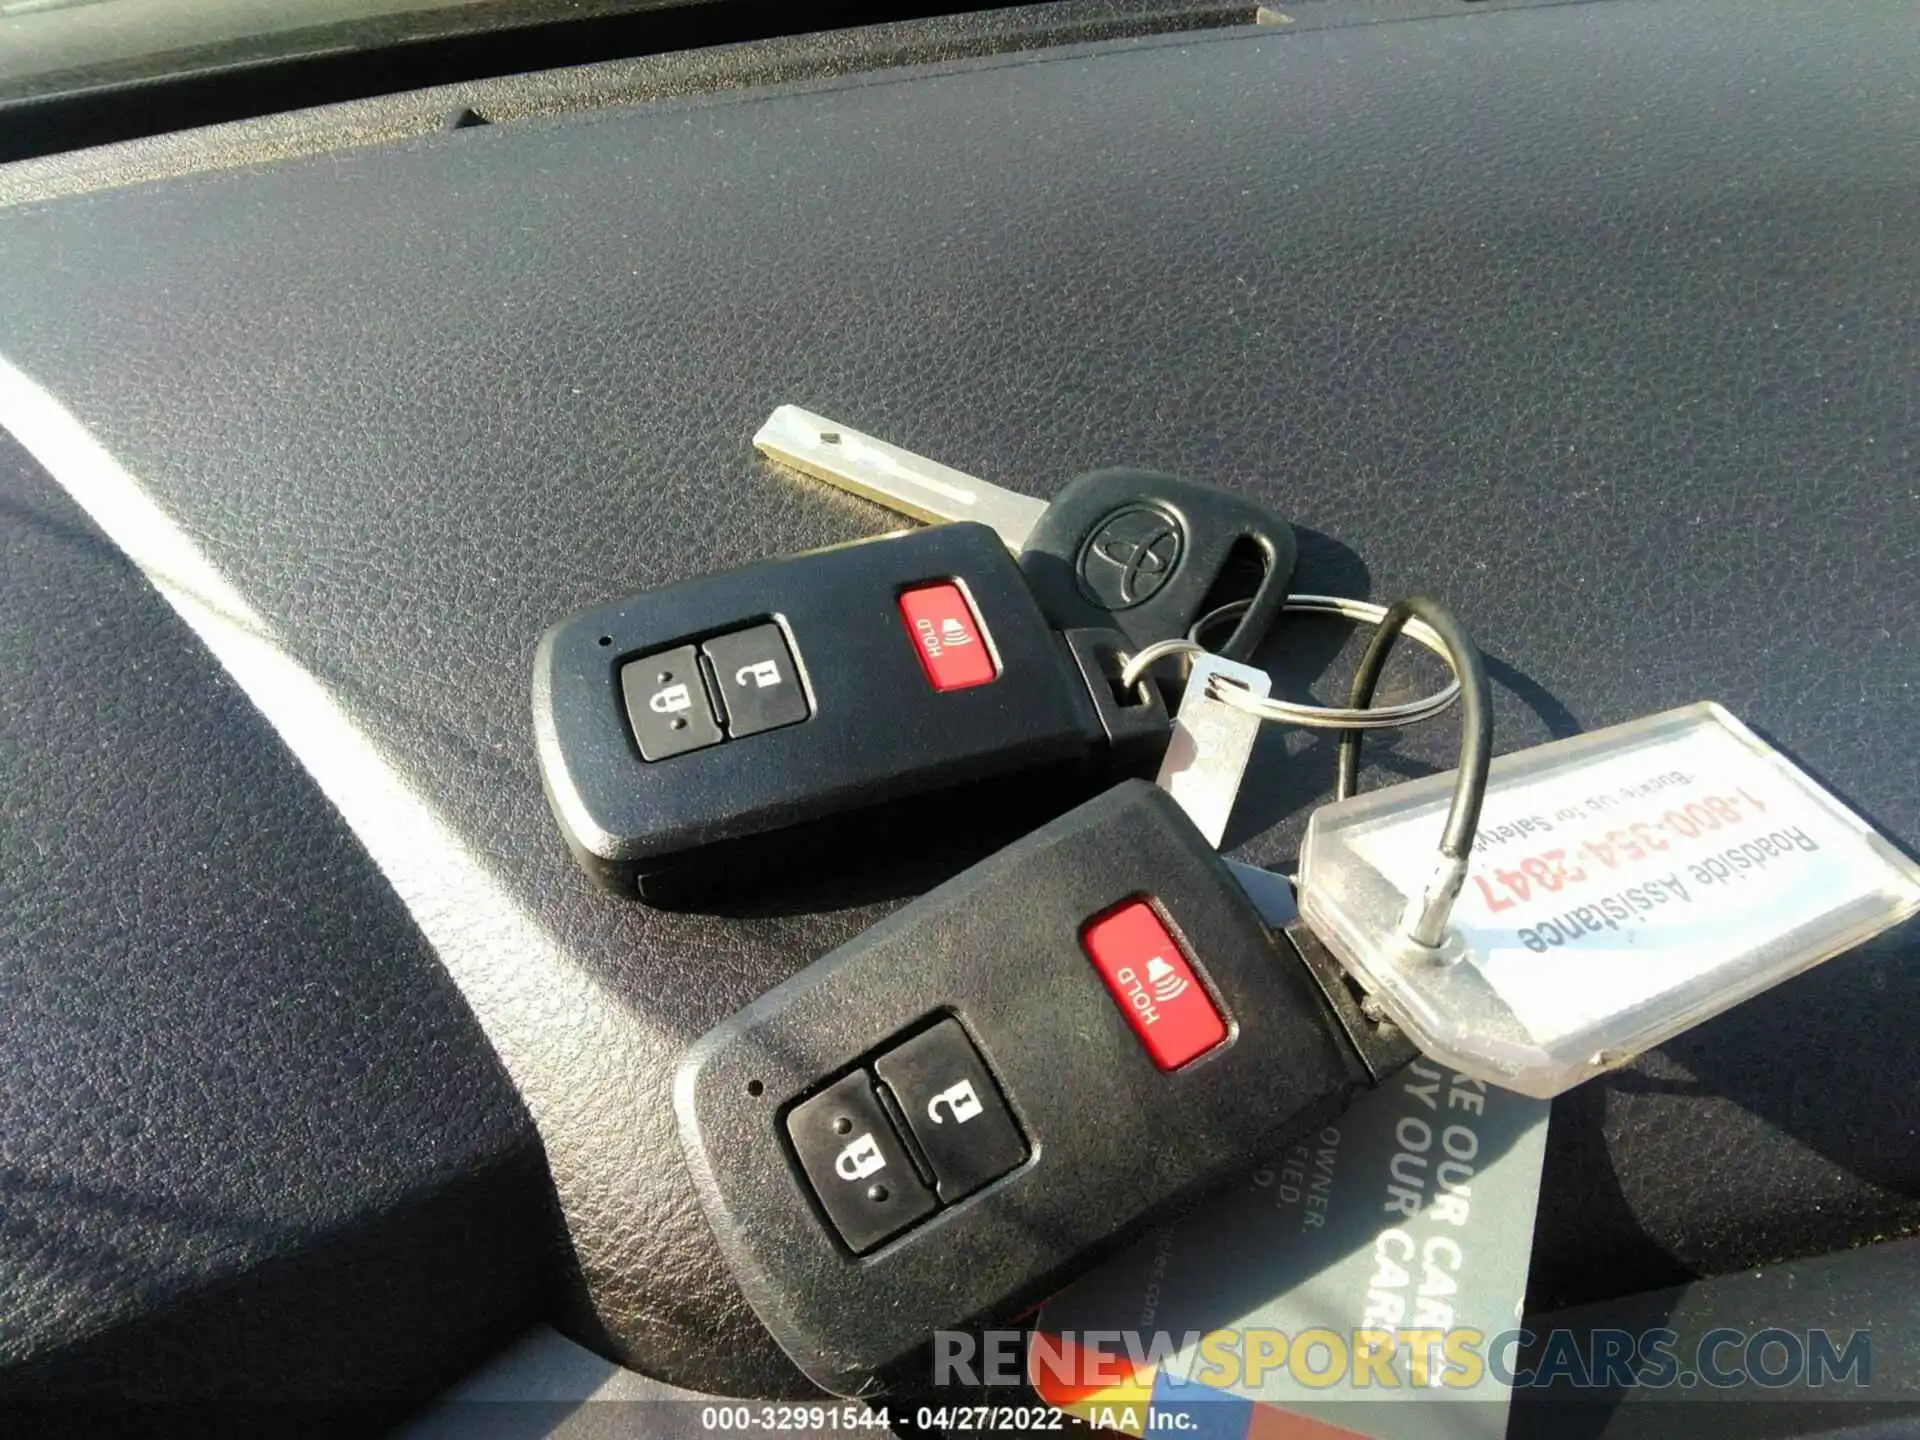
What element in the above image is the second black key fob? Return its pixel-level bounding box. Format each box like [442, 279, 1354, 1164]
[674, 781, 1379, 1396]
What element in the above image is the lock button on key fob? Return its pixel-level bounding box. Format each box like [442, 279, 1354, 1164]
[787, 1072, 936, 1253]
[620, 645, 724, 760]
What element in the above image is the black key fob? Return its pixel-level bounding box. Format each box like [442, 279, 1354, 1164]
[534, 523, 1169, 901]
[674, 781, 1377, 1396]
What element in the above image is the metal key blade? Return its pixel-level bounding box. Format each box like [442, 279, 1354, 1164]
[753, 405, 1047, 554]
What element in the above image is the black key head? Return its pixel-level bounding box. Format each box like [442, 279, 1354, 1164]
[1017, 469, 1295, 661]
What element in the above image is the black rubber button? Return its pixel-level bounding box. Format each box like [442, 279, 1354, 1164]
[621, 644, 723, 760]
[702, 623, 811, 738]
[787, 1070, 936, 1253]
[874, 1019, 1026, 1204]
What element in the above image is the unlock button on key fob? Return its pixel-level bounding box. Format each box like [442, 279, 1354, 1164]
[703, 623, 810, 738]
[874, 1020, 1026, 1204]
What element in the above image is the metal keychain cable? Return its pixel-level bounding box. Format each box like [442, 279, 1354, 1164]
[1330, 596, 1492, 948]
[1119, 593, 1493, 949]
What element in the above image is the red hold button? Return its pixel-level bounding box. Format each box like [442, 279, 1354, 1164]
[898, 583, 998, 692]
[1082, 900, 1227, 1070]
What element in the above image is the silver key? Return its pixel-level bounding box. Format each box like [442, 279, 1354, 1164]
[753, 405, 1047, 554]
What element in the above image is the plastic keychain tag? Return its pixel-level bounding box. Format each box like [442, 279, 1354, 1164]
[1156, 655, 1272, 847]
[1299, 702, 1920, 1097]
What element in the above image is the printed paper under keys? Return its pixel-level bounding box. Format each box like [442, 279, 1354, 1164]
[1035, 1061, 1549, 1439]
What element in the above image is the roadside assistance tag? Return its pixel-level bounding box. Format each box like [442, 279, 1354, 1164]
[1298, 702, 1920, 1097]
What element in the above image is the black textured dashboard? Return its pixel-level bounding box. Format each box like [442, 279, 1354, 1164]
[0, 436, 559, 1421]
[0, 0, 1915, 1405]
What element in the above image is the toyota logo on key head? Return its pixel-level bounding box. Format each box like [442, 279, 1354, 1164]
[1075, 505, 1184, 609]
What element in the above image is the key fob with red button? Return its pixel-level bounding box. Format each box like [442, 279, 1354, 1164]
[674, 780, 1389, 1397]
[533, 523, 1171, 900]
